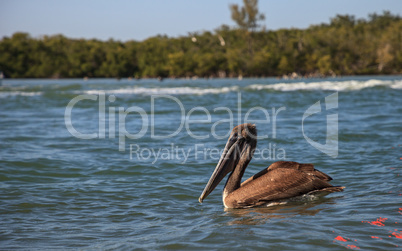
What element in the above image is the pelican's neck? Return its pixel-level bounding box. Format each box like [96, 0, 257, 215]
[223, 157, 251, 197]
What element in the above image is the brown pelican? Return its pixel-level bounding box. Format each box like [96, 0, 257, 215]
[199, 123, 344, 208]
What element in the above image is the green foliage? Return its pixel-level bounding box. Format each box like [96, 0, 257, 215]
[0, 12, 401, 78]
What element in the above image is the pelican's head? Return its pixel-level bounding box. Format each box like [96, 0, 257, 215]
[198, 123, 257, 203]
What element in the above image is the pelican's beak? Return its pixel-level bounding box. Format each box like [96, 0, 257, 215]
[199, 134, 242, 203]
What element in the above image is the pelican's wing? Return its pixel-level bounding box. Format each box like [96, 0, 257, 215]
[227, 167, 342, 208]
[241, 161, 331, 188]
[267, 161, 332, 181]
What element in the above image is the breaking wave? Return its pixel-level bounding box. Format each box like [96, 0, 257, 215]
[1, 78, 401, 98]
[82, 86, 240, 95]
[248, 79, 402, 92]
[0, 91, 43, 97]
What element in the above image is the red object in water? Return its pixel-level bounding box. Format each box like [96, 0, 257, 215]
[335, 236, 348, 242]
[347, 244, 360, 249]
[363, 217, 388, 226]
[392, 231, 402, 239]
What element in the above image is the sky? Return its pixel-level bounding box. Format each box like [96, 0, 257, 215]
[1, 0, 401, 41]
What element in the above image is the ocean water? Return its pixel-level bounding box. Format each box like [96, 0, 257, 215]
[0, 76, 401, 250]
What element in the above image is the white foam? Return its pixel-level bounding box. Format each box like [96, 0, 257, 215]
[83, 86, 239, 95]
[248, 79, 402, 91]
[0, 91, 43, 98]
[390, 80, 402, 89]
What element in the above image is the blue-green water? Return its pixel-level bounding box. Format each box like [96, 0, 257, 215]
[0, 76, 401, 250]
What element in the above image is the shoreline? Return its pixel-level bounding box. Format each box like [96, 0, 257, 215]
[1, 73, 401, 81]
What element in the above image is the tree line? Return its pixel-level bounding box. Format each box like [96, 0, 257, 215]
[0, 11, 401, 78]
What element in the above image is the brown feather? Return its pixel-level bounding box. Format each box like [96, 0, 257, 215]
[267, 161, 333, 181]
[226, 162, 342, 208]
[241, 161, 332, 188]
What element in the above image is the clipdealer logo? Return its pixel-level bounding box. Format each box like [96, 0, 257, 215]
[302, 92, 338, 158]
[64, 92, 338, 161]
